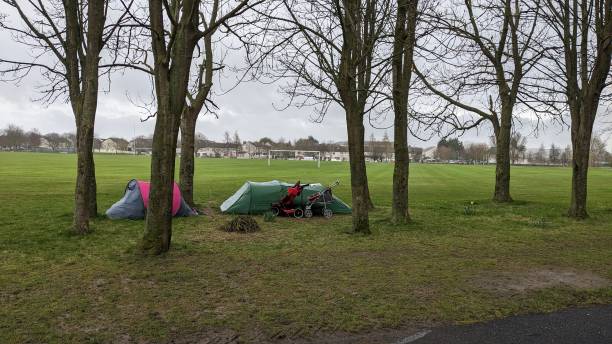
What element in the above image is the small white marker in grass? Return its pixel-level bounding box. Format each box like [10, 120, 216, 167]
[393, 330, 432, 344]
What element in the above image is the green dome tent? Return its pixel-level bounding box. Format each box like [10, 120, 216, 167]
[220, 180, 352, 215]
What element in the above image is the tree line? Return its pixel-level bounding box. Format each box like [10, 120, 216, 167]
[0, 123, 419, 159]
[1, 0, 611, 254]
[6, 121, 607, 166]
[431, 134, 611, 166]
[0, 124, 135, 152]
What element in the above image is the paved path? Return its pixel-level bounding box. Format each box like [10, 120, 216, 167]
[406, 305, 612, 344]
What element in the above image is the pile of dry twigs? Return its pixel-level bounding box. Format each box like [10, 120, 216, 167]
[219, 215, 261, 233]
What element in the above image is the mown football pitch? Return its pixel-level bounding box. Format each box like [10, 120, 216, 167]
[1, 152, 612, 343]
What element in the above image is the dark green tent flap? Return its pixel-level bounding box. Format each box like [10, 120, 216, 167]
[220, 180, 352, 215]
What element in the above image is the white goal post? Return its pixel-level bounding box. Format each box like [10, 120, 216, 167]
[268, 149, 321, 168]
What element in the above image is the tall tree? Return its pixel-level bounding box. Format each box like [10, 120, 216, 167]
[178, 0, 225, 208]
[391, 0, 418, 224]
[234, 130, 241, 157]
[0, 0, 131, 233]
[244, 0, 392, 233]
[590, 135, 608, 166]
[435, 145, 452, 161]
[437, 138, 464, 160]
[538, 0, 612, 218]
[260, 137, 275, 146]
[561, 145, 572, 166]
[26, 129, 42, 150]
[1, 124, 26, 150]
[141, 0, 204, 254]
[465, 143, 490, 163]
[141, 0, 254, 254]
[414, 0, 545, 202]
[382, 131, 392, 160]
[369, 133, 377, 157]
[510, 132, 527, 164]
[536, 144, 547, 164]
[549, 143, 560, 164]
[44, 133, 64, 152]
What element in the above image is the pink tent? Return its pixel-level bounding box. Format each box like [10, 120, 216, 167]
[137, 180, 182, 216]
[106, 179, 197, 220]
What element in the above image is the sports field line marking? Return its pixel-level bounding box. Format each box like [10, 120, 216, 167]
[393, 330, 432, 344]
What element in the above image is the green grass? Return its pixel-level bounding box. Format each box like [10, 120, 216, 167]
[1, 152, 612, 343]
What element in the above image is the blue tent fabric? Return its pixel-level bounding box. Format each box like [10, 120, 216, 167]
[106, 179, 197, 219]
[106, 179, 146, 219]
[176, 197, 198, 217]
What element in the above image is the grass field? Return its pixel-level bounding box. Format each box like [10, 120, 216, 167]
[1, 152, 612, 343]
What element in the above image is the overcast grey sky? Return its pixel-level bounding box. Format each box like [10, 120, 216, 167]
[0, 4, 610, 150]
[2, 63, 600, 149]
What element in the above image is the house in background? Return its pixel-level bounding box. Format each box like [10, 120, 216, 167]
[196, 141, 239, 158]
[240, 141, 270, 159]
[409, 147, 423, 162]
[99, 139, 118, 153]
[421, 146, 437, 161]
[190, 139, 432, 163]
[98, 138, 130, 154]
[38, 137, 51, 151]
[128, 137, 153, 154]
[323, 149, 350, 161]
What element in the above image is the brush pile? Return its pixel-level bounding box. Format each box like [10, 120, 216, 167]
[220, 215, 261, 233]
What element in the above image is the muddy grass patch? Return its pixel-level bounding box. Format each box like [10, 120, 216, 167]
[474, 268, 612, 294]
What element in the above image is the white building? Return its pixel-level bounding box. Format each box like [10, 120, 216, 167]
[422, 146, 437, 160]
[323, 151, 350, 161]
[239, 141, 269, 159]
[99, 139, 119, 153]
[196, 144, 238, 158]
[98, 138, 129, 154]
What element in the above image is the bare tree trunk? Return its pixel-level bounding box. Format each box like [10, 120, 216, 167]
[73, 121, 94, 234]
[142, 0, 251, 253]
[365, 180, 375, 210]
[391, 92, 410, 222]
[179, 108, 197, 208]
[141, 0, 204, 254]
[539, 0, 612, 218]
[493, 113, 512, 202]
[142, 109, 181, 254]
[87, 135, 98, 217]
[346, 107, 370, 234]
[392, 136, 409, 223]
[569, 136, 590, 218]
[73, 118, 98, 226]
[66, 0, 104, 233]
[178, 28, 214, 210]
[391, 0, 417, 224]
[392, 107, 410, 223]
[568, 107, 594, 218]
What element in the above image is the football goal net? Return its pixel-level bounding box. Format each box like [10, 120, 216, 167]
[268, 149, 321, 168]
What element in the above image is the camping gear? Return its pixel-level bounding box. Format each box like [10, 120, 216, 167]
[106, 179, 197, 219]
[271, 180, 310, 218]
[220, 180, 351, 215]
[303, 180, 340, 218]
